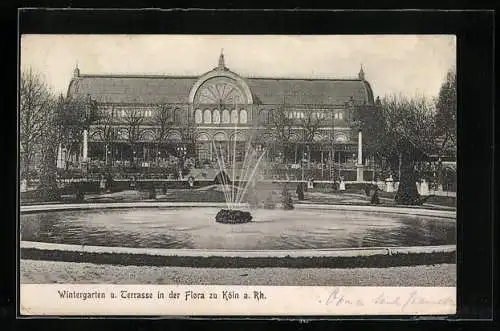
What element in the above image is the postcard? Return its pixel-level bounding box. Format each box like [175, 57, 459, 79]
[19, 34, 457, 316]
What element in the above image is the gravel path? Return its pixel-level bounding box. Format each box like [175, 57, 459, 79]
[21, 260, 455, 286]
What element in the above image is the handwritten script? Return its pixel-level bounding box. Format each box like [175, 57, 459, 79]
[325, 288, 455, 312]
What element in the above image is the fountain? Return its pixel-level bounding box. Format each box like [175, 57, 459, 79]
[212, 114, 267, 224]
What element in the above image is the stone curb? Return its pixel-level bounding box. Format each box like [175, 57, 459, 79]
[21, 241, 456, 258]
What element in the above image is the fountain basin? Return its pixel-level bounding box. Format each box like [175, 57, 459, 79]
[20, 203, 455, 250]
[20, 202, 456, 268]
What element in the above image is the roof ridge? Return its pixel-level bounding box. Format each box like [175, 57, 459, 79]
[77, 73, 363, 82]
[79, 74, 199, 79]
[246, 76, 362, 81]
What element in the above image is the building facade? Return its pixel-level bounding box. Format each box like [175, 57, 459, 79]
[66, 52, 376, 179]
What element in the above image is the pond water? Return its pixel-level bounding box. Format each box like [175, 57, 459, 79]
[20, 207, 456, 250]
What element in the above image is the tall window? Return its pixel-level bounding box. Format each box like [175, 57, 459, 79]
[239, 109, 247, 124]
[194, 109, 202, 124]
[196, 133, 210, 162]
[231, 109, 239, 124]
[174, 109, 182, 123]
[213, 109, 221, 124]
[203, 109, 212, 123]
[222, 109, 230, 123]
[259, 110, 268, 124]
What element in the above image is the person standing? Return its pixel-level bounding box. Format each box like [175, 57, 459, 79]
[296, 182, 305, 201]
[99, 174, 106, 193]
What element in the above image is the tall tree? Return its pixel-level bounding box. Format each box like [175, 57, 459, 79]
[54, 95, 96, 169]
[153, 104, 174, 156]
[435, 68, 457, 156]
[299, 107, 323, 160]
[267, 101, 294, 162]
[95, 110, 117, 166]
[19, 68, 53, 183]
[359, 95, 436, 205]
[123, 108, 145, 165]
[37, 99, 60, 201]
[179, 110, 197, 155]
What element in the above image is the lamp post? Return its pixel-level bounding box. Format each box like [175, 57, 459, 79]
[302, 151, 307, 181]
[106, 148, 111, 167]
[176, 145, 187, 176]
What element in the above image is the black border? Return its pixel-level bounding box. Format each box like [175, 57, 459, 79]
[3, 7, 495, 330]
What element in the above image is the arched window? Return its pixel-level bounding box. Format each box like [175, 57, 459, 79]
[335, 134, 348, 143]
[197, 133, 210, 141]
[143, 130, 155, 142]
[239, 109, 247, 124]
[213, 109, 221, 124]
[259, 110, 268, 124]
[203, 109, 212, 123]
[194, 109, 202, 124]
[231, 109, 239, 124]
[213, 132, 228, 141]
[174, 108, 182, 123]
[166, 109, 173, 123]
[222, 109, 230, 123]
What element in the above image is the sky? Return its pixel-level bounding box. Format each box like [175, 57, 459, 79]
[20, 35, 456, 98]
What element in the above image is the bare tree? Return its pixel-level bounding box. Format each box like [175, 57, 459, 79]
[179, 112, 197, 151]
[435, 67, 457, 153]
[267, 101, 294, 162]
[54, 95, 96, 169]
[435, 68, 457, 187]
[123, 108, 145, 165]
[362, 94, 436, 205]
[299, 107, 323, 152]
[19, 68, 53, 183]
[153, 104, 174, 155]
[95, 111, 118, 166]
[37, 99, 60, 200]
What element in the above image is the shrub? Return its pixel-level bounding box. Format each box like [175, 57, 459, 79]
[148, 187, 157, 200]
[215, 209, 252, 224]
[282, 185, 294, 210]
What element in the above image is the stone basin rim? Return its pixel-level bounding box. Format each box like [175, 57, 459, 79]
[21, 240, 456, 258]
[20, 202, 456, 219]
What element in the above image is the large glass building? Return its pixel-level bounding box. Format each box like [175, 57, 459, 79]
[66, 52, 376, 180]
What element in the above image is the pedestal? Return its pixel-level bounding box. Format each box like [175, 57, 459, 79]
[356, 164, 364, 182]
[420, 179, 429, 195]
[385, 179, 394, 193]
[20, 179, 27, 193]
[57, 143, 64, 169]
[83, 129, 88, 161]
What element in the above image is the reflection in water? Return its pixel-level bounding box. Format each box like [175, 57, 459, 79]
[20, 208, 456, 250]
